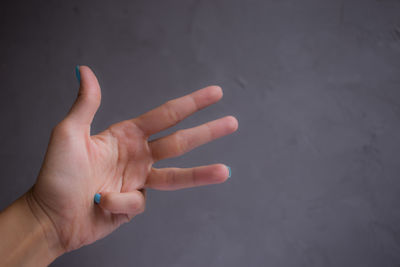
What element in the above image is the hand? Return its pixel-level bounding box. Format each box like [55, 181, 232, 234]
[26, 66, 238, 257]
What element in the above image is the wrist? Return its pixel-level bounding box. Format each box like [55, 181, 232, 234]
[24, 188, 65, 262]
[0, 189, 65, 266]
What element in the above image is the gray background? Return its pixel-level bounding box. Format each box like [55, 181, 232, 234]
[1, 0, 400, 266]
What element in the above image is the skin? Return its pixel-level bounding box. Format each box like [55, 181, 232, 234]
[0, 66, 238, 266]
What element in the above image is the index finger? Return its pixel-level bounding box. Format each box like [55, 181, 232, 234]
[132, 86, 223, 136]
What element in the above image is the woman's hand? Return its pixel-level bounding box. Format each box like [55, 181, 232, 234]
[25, 66, 238, 259]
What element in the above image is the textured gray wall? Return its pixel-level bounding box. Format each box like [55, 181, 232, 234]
[1, 0, 400, 266]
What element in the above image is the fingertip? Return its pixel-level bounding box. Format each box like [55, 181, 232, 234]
[94, 193, 101, 204]
[75, 65, 81, 83]
[212, 164, 231, 183]
[225, 115, 239, 133]
[97, 192, 110, 209]
[209, 85, 223, 101]
[67, 64, 102, 126]
[225, 165, 231, 178]
[77, 65, 90, 72]
[77, 66, 100, 93]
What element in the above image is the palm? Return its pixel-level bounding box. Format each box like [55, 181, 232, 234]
[99, 121, 154, 193]
[34, 122, 151, 250]
[89, 121, 154, 229]
[31, 66, 238, 253]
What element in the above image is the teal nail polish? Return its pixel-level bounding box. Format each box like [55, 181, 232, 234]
[94, 193, 101, 204]
[226, 165, 231, 178]
[75, 65, 81, 83]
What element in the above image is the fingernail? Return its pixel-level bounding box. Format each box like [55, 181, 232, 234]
[226, 165, 231, 178]
[94, 193, 101, 204]
[75, 65, 81, 83]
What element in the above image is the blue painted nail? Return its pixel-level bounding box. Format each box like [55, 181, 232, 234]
[75, 65, 81, 83]
[94, 193, 101, 204]
[226, 165, 231, 178]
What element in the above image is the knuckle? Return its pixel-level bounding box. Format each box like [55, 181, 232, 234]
[190, 167, 197, 186]
[131, 201, 140, 212]
[164, 100, 181, 124]
[164, 169, 176, 186]
[138, 202, 146, 214]
[134, 195, 146, 214]
[51, 120, 74, 138]
[174, 131, 187, 155]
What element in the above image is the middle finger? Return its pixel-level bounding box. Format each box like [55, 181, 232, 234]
[149, 115, 238, 161]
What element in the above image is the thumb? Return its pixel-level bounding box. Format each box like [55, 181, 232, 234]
[67, 65, 101, 125]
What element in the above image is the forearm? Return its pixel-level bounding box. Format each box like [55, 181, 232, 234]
[0, 191, 64, 267]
